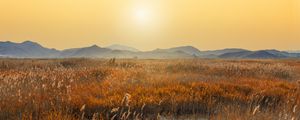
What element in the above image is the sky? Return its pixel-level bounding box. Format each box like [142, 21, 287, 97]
[0, 0, 299, 51]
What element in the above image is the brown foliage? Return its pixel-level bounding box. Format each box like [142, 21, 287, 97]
[0, 59, 300, 119]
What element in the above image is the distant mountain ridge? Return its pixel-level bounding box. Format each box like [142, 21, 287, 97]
[201, 48, 250, 56]
[287, 50, 300, 53]
[219, 50, 287, 59]
[0, 41, 299, 59]
[0, 41, 59, 58]
[105, 44, 140, 52]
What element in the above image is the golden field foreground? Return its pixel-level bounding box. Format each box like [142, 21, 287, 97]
[1, 59, 300, 120]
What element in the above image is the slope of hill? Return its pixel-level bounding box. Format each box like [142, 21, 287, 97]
[287, 50, 300, 53]
[244, 51, 284, 59]
[105, 44, 140, 52]
[60, 45, 111, 58]
[0, 41, 59, 58]
[218, 51, 252, 58]
[59, 48, 82, 57]
[219, 50, 295, 59]
[149, 46, 201, 56]
[1, 40, 299, 59]
[137, 50, 194, 59]
[201, 48, 249, 56]
[166, 46, 201, 56]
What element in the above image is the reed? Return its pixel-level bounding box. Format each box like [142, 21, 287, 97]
[0, 58, 299, 119]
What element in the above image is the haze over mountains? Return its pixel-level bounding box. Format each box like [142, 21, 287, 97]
[0, 41, 299, 59]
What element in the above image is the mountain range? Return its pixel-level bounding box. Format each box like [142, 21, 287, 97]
[0, 41, 299, 59]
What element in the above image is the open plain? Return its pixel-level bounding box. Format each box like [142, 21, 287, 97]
[0, 58, 300, 119]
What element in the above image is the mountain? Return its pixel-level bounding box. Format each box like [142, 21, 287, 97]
[1, 40, 299, 59]
[0, 41, 59, 58]
[245, 51, 285, 59]
[218, 51, 252, 58]
[194, 48, 249, 58]
[59, 45, 197, 58]
[59, 47, 82, 57]
[287, 50, 300, 53]
[264, 50, 290, 58]
[105, 44, 140, 52]
[168, 46, 201, 56]
[138, 49, 194, 59]
[60, 45, 111, 58]
[152, 46, 201, 56]
[60, 45, 139, 58]
[219, 50, 295, 59]
[201, 48, 249, 56]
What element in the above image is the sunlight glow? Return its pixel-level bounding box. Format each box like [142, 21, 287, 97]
[133, 7, 151, 24]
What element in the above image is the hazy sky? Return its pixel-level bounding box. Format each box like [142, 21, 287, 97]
[0, 0, 299, 50]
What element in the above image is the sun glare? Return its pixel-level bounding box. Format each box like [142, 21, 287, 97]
[133, 7, 151, 24]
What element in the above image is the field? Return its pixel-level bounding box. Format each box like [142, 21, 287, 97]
[0, 58, 300, 120]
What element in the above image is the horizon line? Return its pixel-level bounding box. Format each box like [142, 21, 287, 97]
[0, 40, 299, 52]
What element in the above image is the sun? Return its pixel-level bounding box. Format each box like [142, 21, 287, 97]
[135, 9, 148, 22]
[133, 7, 151, 24]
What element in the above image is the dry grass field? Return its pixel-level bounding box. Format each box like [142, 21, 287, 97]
[1, 58, 300, 120]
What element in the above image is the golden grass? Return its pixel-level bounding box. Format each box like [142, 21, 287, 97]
[0, 58, 300, 119]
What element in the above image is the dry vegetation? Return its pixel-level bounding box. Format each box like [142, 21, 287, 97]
[0, 58, 300, 120]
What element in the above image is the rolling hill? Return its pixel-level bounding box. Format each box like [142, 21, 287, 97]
[219, 50, 293, 59]
[0, 41, 59, 58]
[0, 41, 299, 59]
[105, 44, 140, 52]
